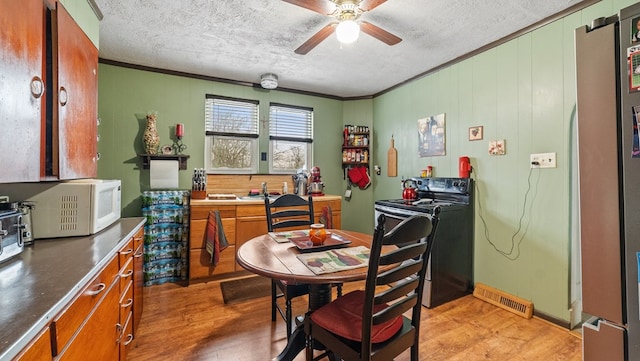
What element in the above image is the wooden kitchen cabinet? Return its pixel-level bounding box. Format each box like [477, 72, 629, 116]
[0, 0, 98, 183]
[189, 205, 237, 281]
[12, 326, 52, 361]
[188, 197, 341, 283]
[0, 0, 46, 182]
[51, 255, 120, 360]
[52, 2, 98, 179]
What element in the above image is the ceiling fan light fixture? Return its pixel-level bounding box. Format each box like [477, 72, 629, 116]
[336, 19, 360, 44]
[260, 73, 278, 89]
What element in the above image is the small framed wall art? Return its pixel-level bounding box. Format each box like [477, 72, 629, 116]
[469, 126, 483, 141]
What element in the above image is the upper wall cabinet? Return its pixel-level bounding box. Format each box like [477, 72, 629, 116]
[0, 0, 98, 183]
[0, 0, 45, 182]
[53, 2, 99, 179]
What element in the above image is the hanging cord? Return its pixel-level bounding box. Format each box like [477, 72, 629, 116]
[473, 166, 540, 260]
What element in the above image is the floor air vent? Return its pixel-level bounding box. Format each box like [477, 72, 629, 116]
[473, 283, 533, 319]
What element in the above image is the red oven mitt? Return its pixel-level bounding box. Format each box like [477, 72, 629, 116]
[348, 166, 363, 185]
[357, 166, 371, 190]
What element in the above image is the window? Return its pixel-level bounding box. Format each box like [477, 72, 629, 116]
[205, 95, 259, 173]
[269, 103, 313, 173]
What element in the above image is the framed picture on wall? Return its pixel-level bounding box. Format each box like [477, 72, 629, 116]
[418, 113, 446, 157]
[469, 126, 483, 141]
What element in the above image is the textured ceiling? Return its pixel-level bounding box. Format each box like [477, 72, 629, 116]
[95, 0, 591, 98]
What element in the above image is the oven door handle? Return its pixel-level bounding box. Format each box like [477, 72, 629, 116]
[375, 207, 421, 219]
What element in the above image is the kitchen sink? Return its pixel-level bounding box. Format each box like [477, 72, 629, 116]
[236, 195, 279, 201]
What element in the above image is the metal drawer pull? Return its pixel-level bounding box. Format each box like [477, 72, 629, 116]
[120, 248, 133, 256]
[121, 298, 133, 308]
[123, 333, 134, 346]
[86, 282, 106, 296]
[120, 270, 133, 278]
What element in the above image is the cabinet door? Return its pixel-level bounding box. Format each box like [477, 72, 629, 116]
[235, 217, 268, 271]
[54, 3, 98, 179]
[57, 278, 120, 361]
[0, 0, 45, 182]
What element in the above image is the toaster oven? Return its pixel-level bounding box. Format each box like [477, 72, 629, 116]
[0, 209, 24, 264]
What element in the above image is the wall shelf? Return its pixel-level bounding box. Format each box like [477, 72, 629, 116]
[138, 154, 190, 170]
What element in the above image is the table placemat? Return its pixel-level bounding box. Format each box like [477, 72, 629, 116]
[268, 230, 309, 243]
[296, 246, 370, 275]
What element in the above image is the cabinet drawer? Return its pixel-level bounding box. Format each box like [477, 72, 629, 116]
[51, 255, 119, 355]
[56, 278, 120, 361]
[119, 312, 133, 361]
[236, 204, 265, 217]
[189, 218, 236, 250]
[119, 281, 133, 322]
[119, 257, 134, 292]
[132, 227, 144, 251]
[189, 246, 236, 279]
[190, 205, 236, 220]
[118, 239, 134, 267]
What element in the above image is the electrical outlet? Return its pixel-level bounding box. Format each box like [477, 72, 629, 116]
[530, 152, 556, 168]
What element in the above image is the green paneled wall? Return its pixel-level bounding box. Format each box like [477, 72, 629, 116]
[97, 65, 344, 217]
[371, 0, 638, 323]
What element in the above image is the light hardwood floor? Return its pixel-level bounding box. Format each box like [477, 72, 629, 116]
[127, 278, 582, 361]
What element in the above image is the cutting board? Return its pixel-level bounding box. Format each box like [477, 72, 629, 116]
[387, 136, 397, 177]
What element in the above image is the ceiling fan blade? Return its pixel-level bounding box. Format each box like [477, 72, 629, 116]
[281, 0, 336, 15]
[358, 0, 387, 12]
[359, 21, 402, 45]
[295, 23, 337, 55]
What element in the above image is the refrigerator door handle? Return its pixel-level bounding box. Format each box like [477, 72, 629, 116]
[583, 317, 625, 361]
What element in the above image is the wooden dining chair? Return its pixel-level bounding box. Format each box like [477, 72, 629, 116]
[304, 209, 440, 361]
[265, 193, 341, 340]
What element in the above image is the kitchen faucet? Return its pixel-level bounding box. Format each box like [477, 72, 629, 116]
[262, 182, 267, 195]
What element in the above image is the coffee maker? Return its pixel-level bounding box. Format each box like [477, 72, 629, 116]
[308, 166, 325, 195]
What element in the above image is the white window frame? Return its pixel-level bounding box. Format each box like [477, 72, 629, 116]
[268, 103, 313, 174]
[204, 95, 259, 174]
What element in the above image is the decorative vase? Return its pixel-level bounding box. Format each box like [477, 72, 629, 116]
[143, 113, 160, 154]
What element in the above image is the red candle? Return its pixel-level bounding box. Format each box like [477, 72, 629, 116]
[176, 123, 184, 138]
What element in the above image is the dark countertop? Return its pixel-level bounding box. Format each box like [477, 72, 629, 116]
[0, 217, 146, 360]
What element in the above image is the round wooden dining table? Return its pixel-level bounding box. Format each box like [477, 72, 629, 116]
[236, 229, 380, 361]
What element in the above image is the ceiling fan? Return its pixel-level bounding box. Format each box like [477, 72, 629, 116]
[283, 0, 402, 55]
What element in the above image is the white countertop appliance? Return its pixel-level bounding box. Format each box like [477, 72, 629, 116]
[2, 179, 121, 239]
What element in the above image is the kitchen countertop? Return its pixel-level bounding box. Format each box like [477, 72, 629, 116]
[190, 194, 342, 205]
[0, 217, 146, 360]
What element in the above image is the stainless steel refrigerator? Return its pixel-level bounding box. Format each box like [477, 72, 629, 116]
[576, 3, 640, 360]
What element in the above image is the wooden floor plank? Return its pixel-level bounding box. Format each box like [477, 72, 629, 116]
[127, 280, 581, 361]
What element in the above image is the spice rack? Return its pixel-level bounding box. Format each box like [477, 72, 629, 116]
[342, 125, 370, 178]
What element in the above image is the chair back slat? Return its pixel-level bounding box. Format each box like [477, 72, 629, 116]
[376, 260, 422, 285]
[379, 243, 427, 266]
[265, 194, 314, 232]
[375, 278, 420, 305]
[372, 296, 418, 325]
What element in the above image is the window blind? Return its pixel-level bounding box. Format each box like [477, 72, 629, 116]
[269, 103, 313, 143]
[205, 95, 259, 138]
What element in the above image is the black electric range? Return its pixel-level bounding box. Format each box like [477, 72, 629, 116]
[374, 177, 474, 308]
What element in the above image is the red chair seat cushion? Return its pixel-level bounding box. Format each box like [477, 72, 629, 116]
[309, 290, 403, 343]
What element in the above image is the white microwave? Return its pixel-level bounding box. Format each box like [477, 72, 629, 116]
[2, 179, 121, 239]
